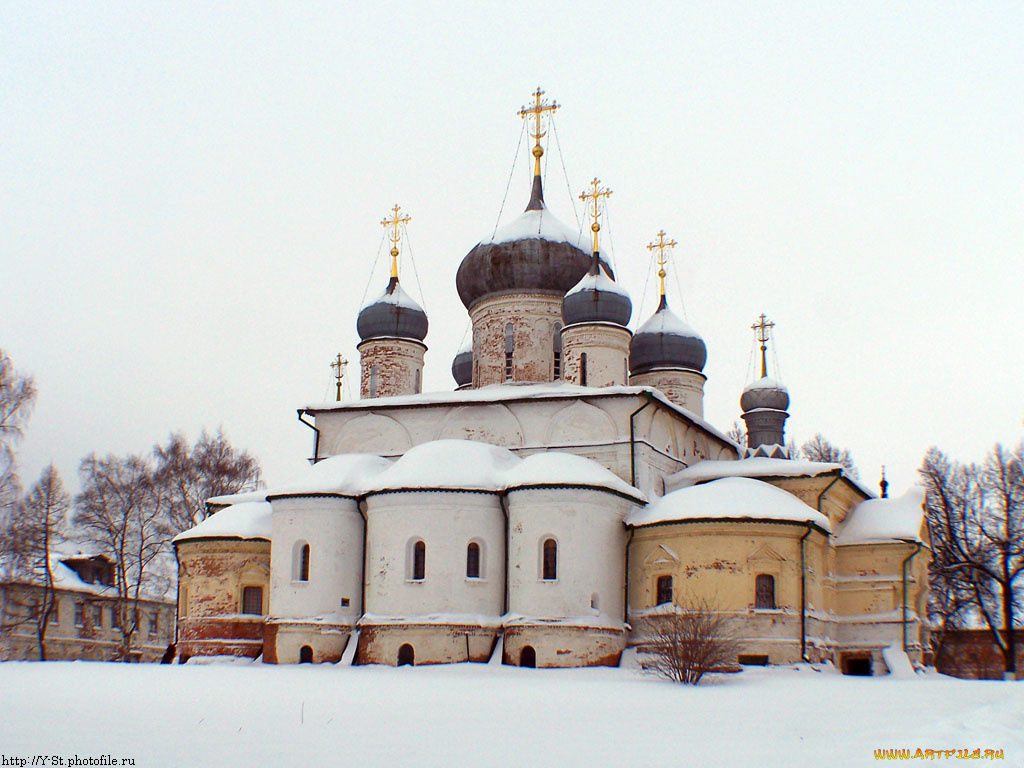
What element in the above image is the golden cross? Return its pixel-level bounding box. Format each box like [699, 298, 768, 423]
[646, 230, 677, 298]
[331, 353, 348, 402]
[579, 178, 613, 254]
[381, 204, 411, 279]
[518, 87, 560, 175]
[751, 313, 775, 378]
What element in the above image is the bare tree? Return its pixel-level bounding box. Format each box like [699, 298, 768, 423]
[2, 465, 70, 659]
[641, 597, 740, 685]
[726, 421, 746, 449]
[920, 443, 1024, 679]
[799, 433, 858, 478]
[0, 350, 36, 521]
[74, 454, 170, 660]
[154, 429, 261, 533]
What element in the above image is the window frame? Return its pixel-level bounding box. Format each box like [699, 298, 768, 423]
[541, 538, 558, 581]
[755, 574, 776, 610]
[241, 585, 264, 615]
[655, 575, 673, 606]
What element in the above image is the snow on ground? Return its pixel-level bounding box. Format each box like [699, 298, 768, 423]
[1, 662, 1021, 767]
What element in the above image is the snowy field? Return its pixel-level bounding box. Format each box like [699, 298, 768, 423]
[1, 658, 1022, 768]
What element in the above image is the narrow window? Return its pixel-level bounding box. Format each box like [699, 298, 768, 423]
[466, 542, 481, 579]
[542, 538, 557, 581]
[414, 368, 422, 394]
[92, 604, 103, 628]
[242, 586, 263, 615]
[298, 543, 310, 582]
[369, 365, 379, 398]
[504, 323, 514, 381]
[412, 540, 426, 581]
[656, 575, 673, 606]
[580, 352, 588, 386]
[552, 323, 563, 380]
[74, 602, 84, 627]
[591, 592, 600, 610]
[149, 614, 158, 635]
[49, 601, 59, 624]
[755, 574, 775, 609]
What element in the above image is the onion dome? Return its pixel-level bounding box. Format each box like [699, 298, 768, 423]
[562, 252, 632, 327]
[629, 296, 707, 374]
[356, 276, 428, 342]
[451, 341, 473, 387]
[740, 376, 790, 413]
[456, 177, 611, 310]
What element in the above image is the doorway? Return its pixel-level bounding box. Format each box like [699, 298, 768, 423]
[398, 643, 415, 666]
[520, 645, 536, 668]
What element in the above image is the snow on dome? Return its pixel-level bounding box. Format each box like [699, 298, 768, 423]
[627, 477, 830, 531]
[266, 454, 394, 498]
[743, 376, 788, 393]
[634, 303, 701, 338]
[835, 488, 926, 545]
[506, 452, 646, 500]
[360, 279, 424, 313]
[365, 440, 521, 492]
[173, 501, 273, 543]
[484, 208, 587, 249]
[565, 270, 631, 300]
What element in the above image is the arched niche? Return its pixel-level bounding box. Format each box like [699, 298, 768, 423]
[543, 401, 616, 446]
[434, 405, 524, 447]
[325, 413, 412, 455]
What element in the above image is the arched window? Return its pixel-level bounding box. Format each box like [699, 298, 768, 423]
[552, 323, 563, 380]
[580, 352, 588, 386]
[755, 574, 775, 609]
[398, 643, 415, 666]
[520, 645, 536, 668]
[656, 575, 673, 606]
[242, 586, 263, 615]
[542, 538, 557, 581]
[297, 543, 310, 582]
[466, 542, 481, 579]
[369, 365, 379, 397]
[412, 540, 426, 581]
[504, 323, 515, 381]
[299, 645, 313, 664]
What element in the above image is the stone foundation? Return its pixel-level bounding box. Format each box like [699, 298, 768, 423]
[356, 623, 500, 665]
[264, 620, 352, 664]
[503, 624, 626, 668]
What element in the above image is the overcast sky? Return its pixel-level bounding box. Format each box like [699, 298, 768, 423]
[3, 1, 1022, 499]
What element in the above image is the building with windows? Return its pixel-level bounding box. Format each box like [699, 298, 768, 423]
[173, 91, 929, 675]
[0, 552, 175, 662]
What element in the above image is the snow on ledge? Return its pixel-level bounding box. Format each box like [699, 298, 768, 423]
[664, 456, 874, 499]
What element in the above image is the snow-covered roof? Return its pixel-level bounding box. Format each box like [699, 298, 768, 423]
[565, 270, 630, 299]
[360, 279, 424, 312]
[207, 490, 267, 507]
[359, 439, 645, 500]
[173, 501, 273, 543]
[626, 477, 830, 531]
[665, 456, 868, 496]
[835, 488, 926, 546]
[304, 382, 741, 456]
[266, 454, 394, 497]
[483, 207, 587, 249]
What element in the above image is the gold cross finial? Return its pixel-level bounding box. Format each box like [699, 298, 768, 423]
[518, 87, 560, 176]
[331, 353, 348, 402]
[381, 204, 411, 279]
[579, 178, 612, 254]
[751, 313, 775, 378]
[646, 230, 677, 299]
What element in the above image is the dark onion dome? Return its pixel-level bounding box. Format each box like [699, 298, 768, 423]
[451, 343, 473, 387]
[629, 296, 707, 374]
[740, 376, 790, 412]
[456, 177, 612, 310]
[562, 254, 632, 327]
[356, 276, 428, 342]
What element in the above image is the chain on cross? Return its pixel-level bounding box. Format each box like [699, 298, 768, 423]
[579, 178, 612, 254]
[381, 204, 411, 279]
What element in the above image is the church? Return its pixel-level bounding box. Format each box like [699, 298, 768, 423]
[173, 90, 929, 675]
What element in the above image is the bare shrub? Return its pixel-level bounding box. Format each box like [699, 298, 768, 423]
[641, 598, 740, 685]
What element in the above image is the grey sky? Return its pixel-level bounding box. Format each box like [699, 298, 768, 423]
[3, 2, 1022, 498]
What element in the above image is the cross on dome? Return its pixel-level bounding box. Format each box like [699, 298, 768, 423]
[751, 313, 776, 379]
[518, 87, 560, 177]
[646, 230, 678, 300]
[381, 204, 411, 279]
[331, 353, 348, 402]
[579, 178, 612, 255]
